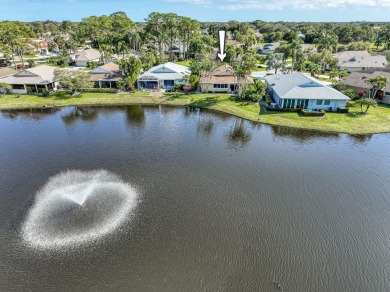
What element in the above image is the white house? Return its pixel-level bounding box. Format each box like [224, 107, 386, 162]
[137, 62, 190, 90]
[73, 49, 101, 67]
[0, 65, 58, 94]
[264, 73, 350, 112]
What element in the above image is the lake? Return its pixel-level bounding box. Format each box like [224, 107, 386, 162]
[0, 105, 389, 291]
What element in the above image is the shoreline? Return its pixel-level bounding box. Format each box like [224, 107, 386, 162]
[1, 92, 390, 135]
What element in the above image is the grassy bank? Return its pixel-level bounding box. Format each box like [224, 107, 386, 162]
[1, 91, 389, 134]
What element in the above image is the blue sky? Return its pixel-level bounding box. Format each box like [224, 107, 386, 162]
[1, 0, 389, 22]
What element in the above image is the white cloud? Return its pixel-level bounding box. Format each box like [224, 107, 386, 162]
[224, 0, 390, 10]
[165, 0, 213, 6]
[165, 0, 390, 10]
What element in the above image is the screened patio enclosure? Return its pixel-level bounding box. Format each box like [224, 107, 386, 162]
[282, 98, 309, 109]
[137, 76, 158, 90]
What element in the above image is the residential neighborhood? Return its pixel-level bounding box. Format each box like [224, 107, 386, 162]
[1, 11, 390, 119]
[2, 3, 390, 292]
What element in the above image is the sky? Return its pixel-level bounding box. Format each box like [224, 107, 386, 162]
[1, 0, 390, 22]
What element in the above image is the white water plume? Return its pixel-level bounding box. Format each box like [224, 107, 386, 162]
[21, 170, 139, 250]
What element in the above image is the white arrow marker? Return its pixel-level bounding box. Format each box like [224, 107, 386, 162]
[217, 30, 226, 62]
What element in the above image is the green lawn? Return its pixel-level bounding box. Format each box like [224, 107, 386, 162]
[174, 60, 191, 67]
[1, 92, 389, 134]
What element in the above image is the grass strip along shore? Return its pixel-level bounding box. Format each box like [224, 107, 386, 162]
[1, 91, 389, 134]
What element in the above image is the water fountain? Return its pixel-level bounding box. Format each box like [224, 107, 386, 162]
[21, 170, 139, 250]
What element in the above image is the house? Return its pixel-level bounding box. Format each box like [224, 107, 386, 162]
[164, 43, 186, 59]
[0, 65, 58, 94]
[341, 70, 390, 103]
[73, 49, 101, 67]
[264, 73, 350, 112]
[257, 43, 280, 55]
[333, 51, 387, 72]
[137, 62, 190, 90]
[199, 64, 254, 93]
[89, 62, 124, 88]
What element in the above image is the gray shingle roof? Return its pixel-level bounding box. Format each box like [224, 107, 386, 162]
[333, 50, 387, 68]
[137, 62, 190, 81]
[265, 73, 350, 100]
[342, 71, 390, 92]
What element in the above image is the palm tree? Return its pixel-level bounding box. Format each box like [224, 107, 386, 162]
[308, 62, 321, 78]
[366, 75, 389, 98]
[267, 53, 285, 74]
[329, 68, 339, 80]
[128, 30, 142, 51]
[316, 32, 338, 53]
[289, 38, 303, 73]
[117, 40, 129, 59]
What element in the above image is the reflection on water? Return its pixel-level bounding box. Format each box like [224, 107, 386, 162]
[125, 105, 145, 127]
[197, 119, 214, 136]
[271, 125, 341, 143]
[227, 118, 252, 149]
[348, 134, 373, 143]
[61, 107, 98, 124]
[1, 108, 60, 120]
[0, 105, 389, 292]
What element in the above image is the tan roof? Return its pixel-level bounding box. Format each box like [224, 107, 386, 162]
[200, 75, 254, 84]
[0, 67, 18, 78]
[200, 64, 254, 85]
[0, 65, 57, 85]
[75, 49, 101, 62]
[90, 73, 122, 82]
[99, 62, 120, 72]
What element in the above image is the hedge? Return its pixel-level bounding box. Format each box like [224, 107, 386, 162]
[78, 88, 119, 93]
[300, 109, 326, 117]
[266, 107, 301, 112]
[337, 107, 349, 113]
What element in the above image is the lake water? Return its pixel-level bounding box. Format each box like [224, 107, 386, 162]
[0, 106, 389, 291]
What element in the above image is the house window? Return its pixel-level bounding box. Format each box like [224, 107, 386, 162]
[291, 99, 296, 108]
[316, 100, 323, 105]
[213, 84, 228, 88]
[297, 99, 308, 108]
[324, 100, 331, 105]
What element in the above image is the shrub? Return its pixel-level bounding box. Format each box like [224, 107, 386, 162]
[87, 61, 100, 68]
[183, 85, 193, 93]
[331, 81, 345, 92]
[0, 82, 12, 94]
[172, 84, 184, 92]
[78, 88, 118, 93]
[41, 89, 50, 97]
[266, 107, 300, 112]
[127, 85, 136, 92]
[337, 107, 349, 113]
[300, 109, 326, 116]
[342, 89, 359, 100]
